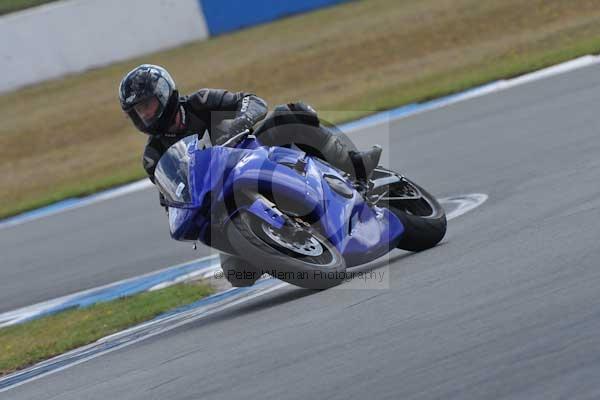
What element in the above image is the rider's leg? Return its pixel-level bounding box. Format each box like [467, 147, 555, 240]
[256, 102, 381, 181]
[319, 123, 382, 182]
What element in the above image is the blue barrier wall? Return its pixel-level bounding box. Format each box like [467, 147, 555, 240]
[199, 0, 350, 36]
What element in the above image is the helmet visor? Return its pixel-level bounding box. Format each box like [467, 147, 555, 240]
[133, 96, 165, 128]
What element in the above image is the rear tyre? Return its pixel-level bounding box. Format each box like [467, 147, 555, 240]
[379, 174, 447, 252]
[226, 211, 346, 289]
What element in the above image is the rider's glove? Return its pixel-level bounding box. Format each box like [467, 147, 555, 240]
[214, 116, 253, 146]
[158, 192, 168, 213]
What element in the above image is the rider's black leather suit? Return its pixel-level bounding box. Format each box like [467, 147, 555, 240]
[142, 88, 268, 181]
[142, 89, 360, 183]
[142, 90, 368, 288]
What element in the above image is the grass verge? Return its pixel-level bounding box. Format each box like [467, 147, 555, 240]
[2, 0, 600, 218]
[0, 281, 213, 376]
[0, 0, 57, 16]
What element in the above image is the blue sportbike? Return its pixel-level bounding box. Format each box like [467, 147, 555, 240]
[154, 129, 446, 289]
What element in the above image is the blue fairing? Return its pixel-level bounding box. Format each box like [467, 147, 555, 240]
[162, 136, 404, 266]
[302, 157, 404, 266]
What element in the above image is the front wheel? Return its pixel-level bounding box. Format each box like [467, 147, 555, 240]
[226, 211, 347, 289]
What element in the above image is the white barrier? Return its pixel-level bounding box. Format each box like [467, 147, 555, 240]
[0, 0, 208, 93]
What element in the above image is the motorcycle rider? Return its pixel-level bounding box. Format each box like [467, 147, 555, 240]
[118, 64, 382, 286]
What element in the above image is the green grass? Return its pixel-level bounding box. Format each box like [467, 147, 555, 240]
[5, 164, 145, 218]
[0, 281, 214, 376]
[3, 0, 600, 219]
[0, 0, 57, 15]
[329, 37, 600, 115]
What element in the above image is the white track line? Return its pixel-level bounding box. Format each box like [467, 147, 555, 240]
[0, 255, 221, 328]
[441, 194, 489, 220]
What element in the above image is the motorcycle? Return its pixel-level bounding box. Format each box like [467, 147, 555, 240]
[154, 128, 446, 289]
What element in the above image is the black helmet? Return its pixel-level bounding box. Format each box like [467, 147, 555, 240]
[119, 64, 179, 135]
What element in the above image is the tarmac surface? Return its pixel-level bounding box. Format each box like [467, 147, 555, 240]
[0, 190, 214, 312]
[4, 64, 600, 399]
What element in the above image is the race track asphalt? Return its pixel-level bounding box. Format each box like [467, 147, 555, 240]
[0, 189, 216, 312]
[5, 63, 600, 399]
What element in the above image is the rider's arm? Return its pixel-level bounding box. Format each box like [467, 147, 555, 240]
[142, 136, 166, 184]
[143, 137, 170, 210]
[186, 89, 268, 144]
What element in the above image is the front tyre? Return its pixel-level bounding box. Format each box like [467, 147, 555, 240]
[226, 211, 346, 289]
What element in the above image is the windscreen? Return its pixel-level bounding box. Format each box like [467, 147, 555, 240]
[154, 135, 198, 205]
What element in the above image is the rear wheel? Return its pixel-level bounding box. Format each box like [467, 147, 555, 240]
[226, 211, 346, 289]
[375, 170, 446, 251]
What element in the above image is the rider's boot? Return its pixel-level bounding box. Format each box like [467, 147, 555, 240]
[320, 128, 382, 184]
[349, 145, 382, 184]
[220, 254, 262, 287]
